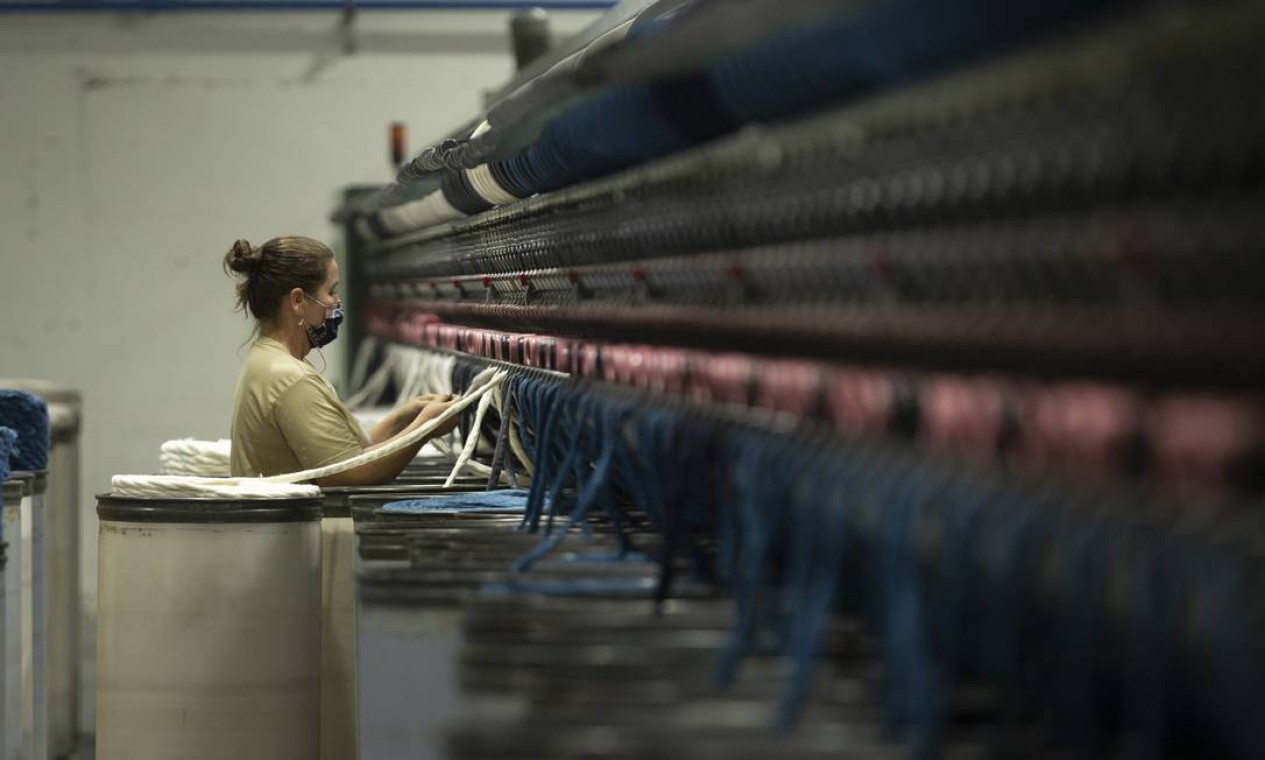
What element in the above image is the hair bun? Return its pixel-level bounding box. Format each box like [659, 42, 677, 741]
[225, 239, 260, 274]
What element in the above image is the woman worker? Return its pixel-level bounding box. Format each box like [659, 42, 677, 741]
[223, 236, 455, 484]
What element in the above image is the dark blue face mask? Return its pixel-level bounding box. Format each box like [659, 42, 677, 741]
[304, 294, 343, 349]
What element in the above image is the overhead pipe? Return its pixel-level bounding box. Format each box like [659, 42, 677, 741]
[509, 7, 552, 70]
[0, 0, 615, 13]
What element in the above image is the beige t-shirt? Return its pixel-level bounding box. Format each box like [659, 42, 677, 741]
[230, 337, 370, 478]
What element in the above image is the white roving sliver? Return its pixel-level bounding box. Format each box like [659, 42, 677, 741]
[428, 436, 495, 477]
[346, 336, 378, 397]
[110, 368, 509, 499]
[445, 381, 496, 487]
[344, 347, 396, 410]
[159, 438, 232, 477]
[111, 475, 320, 500]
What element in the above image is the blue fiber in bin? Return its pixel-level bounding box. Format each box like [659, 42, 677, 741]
[380, 489, 531, 514]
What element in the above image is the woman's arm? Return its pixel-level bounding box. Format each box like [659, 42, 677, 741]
[365, 394, 450, 445]
[316, 397, 460, 487]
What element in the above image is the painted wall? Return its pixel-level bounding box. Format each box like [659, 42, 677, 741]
[0, 9, 596, 619]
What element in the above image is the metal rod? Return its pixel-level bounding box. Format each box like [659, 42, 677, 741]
[419, 343, 572, 383]
[373, 301, 1265, 391]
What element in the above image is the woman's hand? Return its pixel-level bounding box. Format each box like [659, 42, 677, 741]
[416, 396, 461, 437]
[325, 394, 461, 487]
[406, 392, 446, 411]
[394, 393, 449, 423]
[370, 393, 457, 445]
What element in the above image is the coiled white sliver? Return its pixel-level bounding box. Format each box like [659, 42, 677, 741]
[348, 346, 459, 411]
[396, 350, 422, 399]
[379, 191, 461, 235]
[393, 346, 426, 397]
[389, 347, 415, 400]
[159, 438, 232, 477]
[468, 164, 521, 206]
[421, 353, 455, 396]
[347, 336, 378, 398]
[344, 361, 392, 409]
[111, 475, 319, 500]
[110, 368, 508, 499]
[346, 345, 423, 410]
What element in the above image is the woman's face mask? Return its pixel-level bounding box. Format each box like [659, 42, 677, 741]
[304, 293, 343, 349]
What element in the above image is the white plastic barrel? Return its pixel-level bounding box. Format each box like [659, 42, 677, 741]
[357, 588, 465, 760]
[96, 494, 322, 760]
[320, 483, 487, 760]
[354, 508, 511, 760]
[0, 478, 22, 759]
[20, 472, 48, 760]
[2, 473, 32, 760]
[0, 378, 84, 760]
[320, 503, 357, 760]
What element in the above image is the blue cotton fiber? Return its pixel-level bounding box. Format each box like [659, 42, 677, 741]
[481, 576, 657, 597]
[0, 426, 15, 486]
[380, 489, 530, 515]
[489, 0, 1113, 199]
[0, 390, 49, 471]
[1, 425, 16, 539]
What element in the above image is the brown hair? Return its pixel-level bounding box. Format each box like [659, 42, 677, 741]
[223, 236, 334, 323]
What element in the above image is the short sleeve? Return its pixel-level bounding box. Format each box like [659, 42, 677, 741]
[274, 374, 366, 470]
